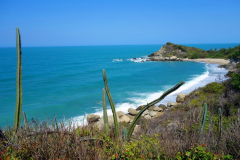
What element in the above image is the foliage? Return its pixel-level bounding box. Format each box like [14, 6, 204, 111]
[203, 82, 224, 94]
[176, 144, 233, 160]
[230, 73, 240, 90]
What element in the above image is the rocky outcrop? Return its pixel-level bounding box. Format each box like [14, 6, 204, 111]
[87, 114, 100, 123]
[128, 108, 138, 115]
[176, 93, 186, 103]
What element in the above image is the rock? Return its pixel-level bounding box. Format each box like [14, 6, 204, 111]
[165, 57, 170, 60]
[87, 114, 100, 123]
[153, 107, 161, 111]
[142, 110, 149, 116]
[128, 108, 138, 115]
[133, 125, 140, 135]
[136, 105, 145, 111]
[119, 115, 131, 123]
[144, 115, 151, 119]
[167, 102, 179, 107]
[126, 114, 135, 119]
[158, 104, 167, 110]
[176, 93, 186, 103]
[148, 105, 157, 111]
[155, 111, 163, 117]
[170, 56, 177, 60]
[94, 115, 119, 129]
[129, 119, 133, 123]
[158, 107, 163, 112]
[116, 111, 125, 118]
[149, 111, 157, 117]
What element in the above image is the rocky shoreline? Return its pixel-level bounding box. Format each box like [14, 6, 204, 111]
[87, 93, 187, 133]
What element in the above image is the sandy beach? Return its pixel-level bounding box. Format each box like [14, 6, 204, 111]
[182, 58, 230, 65]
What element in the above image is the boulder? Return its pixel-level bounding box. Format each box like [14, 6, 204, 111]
[136, 105, 145, 111]
[128, 108, 138, 115]
[176, 93, 186, 103]
[165, 57, 170, 60]
[116, 111, 125, 118]
[167, 102, 178, 107]
[170, 56, 177, 60]
[119, 115, 131, 123]
[153, 107, 161, 111]
[158, 104, 167, 110]
[126, 114, 135, 119]
[142, 110, 149, 116]
[94, 115, 119, 129]
[87, 114, 100, 123]
[133, 125, 140, 135]
[144, 115, 151, 120]
[148, 105, 157, 111]
[149, 111, 157, 117]
[156, 111, 163, 117]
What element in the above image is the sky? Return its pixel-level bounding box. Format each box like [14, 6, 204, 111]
[0, 0, 240, 47]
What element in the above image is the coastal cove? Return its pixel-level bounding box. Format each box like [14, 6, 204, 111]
[0, 44, 238, 128]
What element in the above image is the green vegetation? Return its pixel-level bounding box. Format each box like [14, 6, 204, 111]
[165, 42, 240, 59]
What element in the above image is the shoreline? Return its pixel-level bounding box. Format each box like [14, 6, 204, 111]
[182, 58, 230, 65]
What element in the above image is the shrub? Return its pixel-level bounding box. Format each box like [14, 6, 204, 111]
[231, 73, 240, 90]
[203, 82, 224, 94]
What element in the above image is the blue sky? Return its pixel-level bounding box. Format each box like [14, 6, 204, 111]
[0, 0, 240, 47]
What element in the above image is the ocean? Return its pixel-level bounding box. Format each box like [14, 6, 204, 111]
[0, 43, 238, 128]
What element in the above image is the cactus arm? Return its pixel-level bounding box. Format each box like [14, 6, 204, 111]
[102, 88, 110, 135]
[199, 103, 207, 134]
[14, 27, 23, 133]
[123, 128, 128, 141]
[218, 108, 222, 139]
[102, 69, 119, 138]
[127, 81, 185, 141]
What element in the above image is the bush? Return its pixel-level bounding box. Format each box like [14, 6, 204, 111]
[203, 82, 224, 94]
[231, 73, 240, 90]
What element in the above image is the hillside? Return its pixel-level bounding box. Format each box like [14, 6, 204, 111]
[148, 42, 240, 60]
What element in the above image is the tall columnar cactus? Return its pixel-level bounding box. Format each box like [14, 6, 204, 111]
[102, 69, 119, 138]
[14, 27, 23, 133]
[126, 81, 185, 141]
[102, 88, 110, 135]
[199, 103, 207, 134]
[218, 108, 222, 139]
[123, 128, 128, 141]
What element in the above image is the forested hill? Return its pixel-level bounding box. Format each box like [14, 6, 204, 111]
[148, 42, 240, 60]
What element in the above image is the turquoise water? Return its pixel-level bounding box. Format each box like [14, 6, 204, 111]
[0, 44, 238, 127]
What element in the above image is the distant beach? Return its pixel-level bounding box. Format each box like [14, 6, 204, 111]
[182, 58, 230, 65]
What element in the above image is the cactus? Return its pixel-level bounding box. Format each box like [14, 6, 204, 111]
[199, 103, 207, 134]
[102, 88, 110, 135]
[127, 81, 185, 141]
[123, 128, 128, 141]
[14, 27, 23, 133]
[218, 108, 222, 139]
[102, 69, 119, 137]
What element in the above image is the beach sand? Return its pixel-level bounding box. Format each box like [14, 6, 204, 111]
[182, 58, 230, 65]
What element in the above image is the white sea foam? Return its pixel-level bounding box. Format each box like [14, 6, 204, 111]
[112, 59, 123, 62]
[71, 62, 229, 125]
[126, 56, 149, 63]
